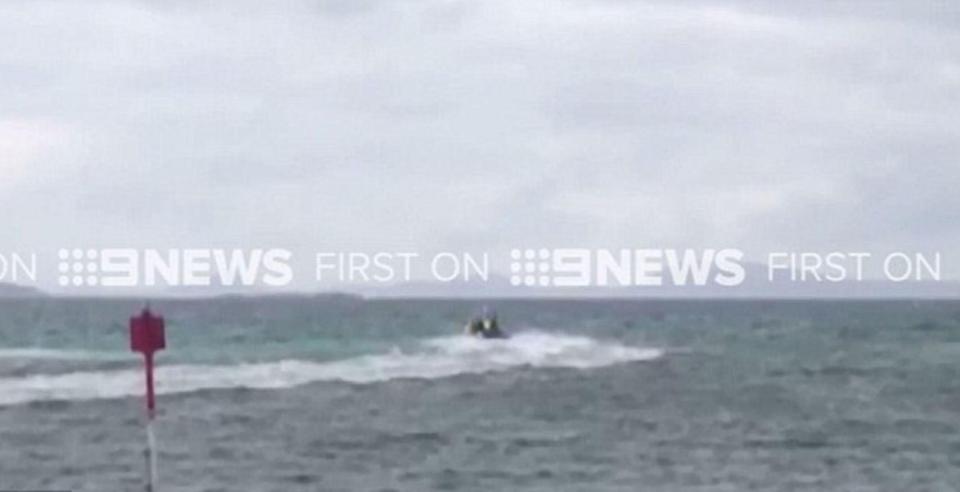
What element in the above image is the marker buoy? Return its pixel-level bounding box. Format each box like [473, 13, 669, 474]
[130, 307, 166, 492]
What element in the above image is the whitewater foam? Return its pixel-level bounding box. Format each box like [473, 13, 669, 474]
[0, 332, 662, 406]
[0, 347, 129, 361]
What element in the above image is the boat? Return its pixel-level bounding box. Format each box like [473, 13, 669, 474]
[464, 309, 507, 339]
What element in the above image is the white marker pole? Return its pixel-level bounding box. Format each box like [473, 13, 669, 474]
[145, 414, 158, 492]
[130, 307, 166, 492]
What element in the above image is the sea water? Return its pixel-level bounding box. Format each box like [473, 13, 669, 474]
[0, 298, 958, 491]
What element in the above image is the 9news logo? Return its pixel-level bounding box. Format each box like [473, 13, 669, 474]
[57, 248, 293, 288]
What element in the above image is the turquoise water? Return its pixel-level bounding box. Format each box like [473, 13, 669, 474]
[1, 298, 959, 490]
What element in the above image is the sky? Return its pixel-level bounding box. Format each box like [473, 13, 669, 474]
[0, 0, 958, 288]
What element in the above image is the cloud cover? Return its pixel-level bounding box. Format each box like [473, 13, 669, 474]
[0, 0, 958, 285]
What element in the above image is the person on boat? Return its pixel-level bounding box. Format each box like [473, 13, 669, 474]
[465, 316, 485, 336]
[482, 312, 504, 338]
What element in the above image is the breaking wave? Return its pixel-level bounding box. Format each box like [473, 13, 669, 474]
[0, 348, 128, 361]
[0, 331, 662, 406]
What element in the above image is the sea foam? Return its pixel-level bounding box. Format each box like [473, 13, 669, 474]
[0, 332, 662, 406]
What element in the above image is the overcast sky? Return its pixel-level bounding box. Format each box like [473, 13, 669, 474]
[1, 0, 958, 286]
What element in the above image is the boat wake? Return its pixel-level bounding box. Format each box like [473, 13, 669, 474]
[0, 331, 662, 406]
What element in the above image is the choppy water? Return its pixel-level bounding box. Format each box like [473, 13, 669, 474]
[1, 298, 959, 491]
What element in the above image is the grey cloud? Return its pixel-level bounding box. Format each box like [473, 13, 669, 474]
[0, 0, 958, 286]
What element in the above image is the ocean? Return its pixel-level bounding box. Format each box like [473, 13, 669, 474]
[0, 298, 958, 491]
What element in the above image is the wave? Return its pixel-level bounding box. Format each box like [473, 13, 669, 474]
[0, 331, 662, 406]
[0, 347, 129, 361]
